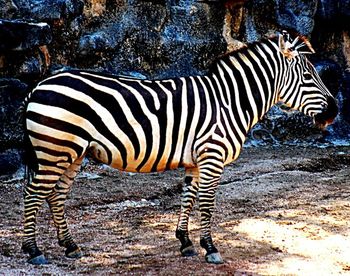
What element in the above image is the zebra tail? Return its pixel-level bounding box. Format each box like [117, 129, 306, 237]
[20, 95, 38, 183]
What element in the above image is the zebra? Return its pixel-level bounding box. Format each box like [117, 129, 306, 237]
[22, 31, 337, 265]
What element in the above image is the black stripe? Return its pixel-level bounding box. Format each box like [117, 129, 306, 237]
[193, 77, 214, 139]
[136, 80, 169, 169]
[35, 158, 68, 171]
[165, 78, 184, 169]
[243, 49, 273, 112]
[34, 145, 73, 163]
[150, 84, 170, 172]
[211, 64, 246, 140]
[235, 53, 263, 125]
[219, 58, 252, 129]
[27, 110, 91, 143]
[27, 130, 84, 158]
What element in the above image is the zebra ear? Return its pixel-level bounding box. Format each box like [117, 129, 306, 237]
[279, 31, 295, 59]
[279, 31, 315, 59]
[291, 35, 315, 55]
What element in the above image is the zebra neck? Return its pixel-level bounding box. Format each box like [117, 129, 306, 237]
[209, 60, 276, 131]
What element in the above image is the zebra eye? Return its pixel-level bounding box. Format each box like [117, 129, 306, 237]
[303, 72, 313, 80]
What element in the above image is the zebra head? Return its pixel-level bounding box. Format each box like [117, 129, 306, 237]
[277, 31, 338, 128]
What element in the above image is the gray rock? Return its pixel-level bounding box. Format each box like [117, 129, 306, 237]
[13, 0, 84, 21]
[0, 0, 350, 177]
[275, 0, 318, 35]
[0, 0, 18, 19]
[0, 149, 21, 176]
[0, 78, 28, 149]
[0, 19, 51, 51]
[316, 0, 350, 24]
[78, 30, 121, 55]
[314, 59, 342, 98]
[77, 1, 225, 78]
[18, 57, 43, 79]
[341, 71, 350, 123]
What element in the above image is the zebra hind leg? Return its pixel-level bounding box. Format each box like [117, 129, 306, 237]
[176, 168, 199, 257]
[46, 157, 84, 259]
[197, 156, 224, 264]
[22, 171, 65, 264]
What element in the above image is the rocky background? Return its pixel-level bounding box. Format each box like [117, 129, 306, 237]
[0, 0, 349, 175]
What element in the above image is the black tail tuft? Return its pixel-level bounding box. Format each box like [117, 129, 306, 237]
[22, 131, 38, 182]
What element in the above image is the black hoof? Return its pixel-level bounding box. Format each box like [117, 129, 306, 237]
[205, 252, 224, 264]
[28, 254, 49, 265]
[181, 245, 198, 257]
[65, 247, 82, 259]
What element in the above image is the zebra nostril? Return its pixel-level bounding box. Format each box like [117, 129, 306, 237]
[321, 103, 328, 113]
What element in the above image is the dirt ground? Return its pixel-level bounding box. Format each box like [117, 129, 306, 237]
[1, 145, 350, 275]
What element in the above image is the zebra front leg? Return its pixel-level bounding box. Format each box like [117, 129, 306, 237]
[47, 157, 83, 259]
[176, 168, 199, 257]
[198, 156, 224, 264]
[22, 175, 61, 264]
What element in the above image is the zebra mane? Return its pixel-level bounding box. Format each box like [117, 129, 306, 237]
[209, 31, 314, 73]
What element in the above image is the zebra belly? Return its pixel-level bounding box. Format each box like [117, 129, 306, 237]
[89, 140, 194, 173]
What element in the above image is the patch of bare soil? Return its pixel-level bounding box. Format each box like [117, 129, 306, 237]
[1, 145, 350, 275]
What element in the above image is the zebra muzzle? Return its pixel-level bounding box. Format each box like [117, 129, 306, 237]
[314, 96, 338, 129]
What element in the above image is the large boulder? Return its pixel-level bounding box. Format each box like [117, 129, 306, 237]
[0, 0, 350, 176]
[11, 0, 84, 21]
[342, 71, 350, 123]
[0, 149, 22, 176]
[76, 1, 226, 78]
[0, 78, 28, 149]
[275, 0, 318, 36]
[0, 20, 51, 51]
[316, 0, 350, 26]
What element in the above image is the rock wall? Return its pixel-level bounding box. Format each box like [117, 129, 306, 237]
[0, 0, 350, 175]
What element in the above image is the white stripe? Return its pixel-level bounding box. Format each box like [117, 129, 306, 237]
[219, 61, 248, 130]
[238, 52, 266, 117]
[28, 136, 78, 160]
[35, 151, 68, 163]
[213, 67, 230, 109]
[26, 118, 89, 152]
[255, 45, 275, 79]
[229, 55, 258, 126]
[137, 81, 161, 110]
[262, 42, 280, 101]
[221, 108, 243, 163]
[154, 80, 174, 171]
[171, 78, 188, 168]
[196, 76, 213, 139]
[162, 79, 177, 90]
[247, 49, 273, 113]
[183, 77, 201, 166]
